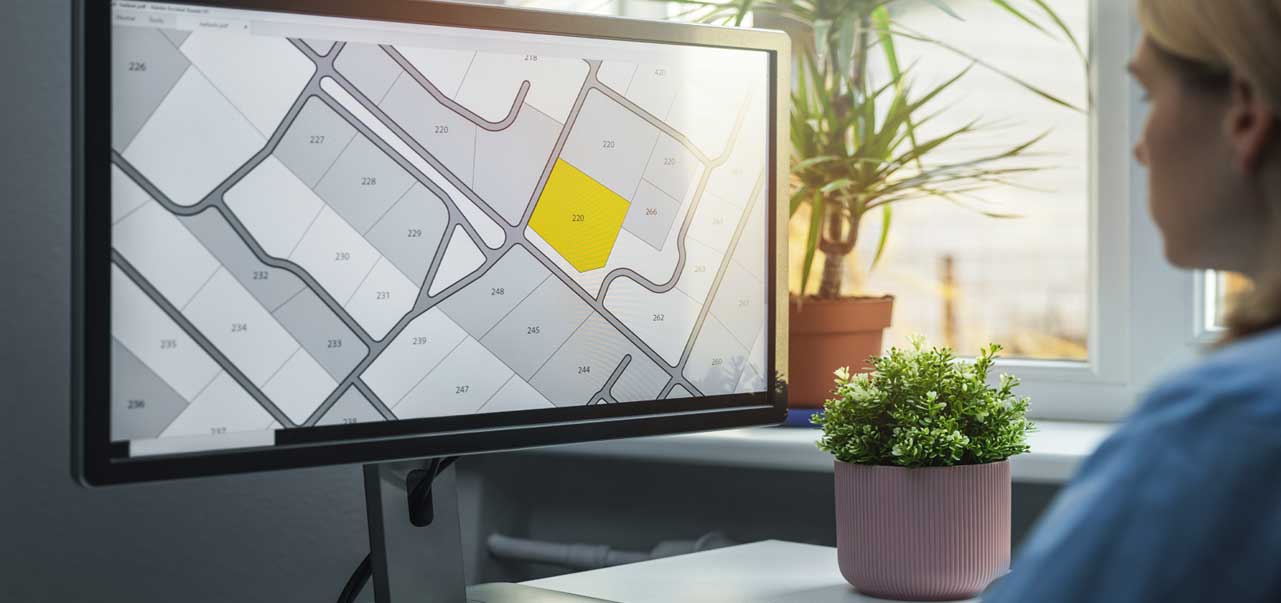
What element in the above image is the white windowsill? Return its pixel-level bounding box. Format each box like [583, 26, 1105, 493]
[526, 420, 1116, 485]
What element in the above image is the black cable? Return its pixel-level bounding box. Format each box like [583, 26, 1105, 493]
[408, 458, 443, 512]
[336, 457, 459, 603]
[337, 554, 372, 603]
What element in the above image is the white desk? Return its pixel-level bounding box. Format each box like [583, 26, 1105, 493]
[523, 540, 979, 603]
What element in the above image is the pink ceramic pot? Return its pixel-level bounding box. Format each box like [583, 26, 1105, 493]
[835, 460, 1011, 601]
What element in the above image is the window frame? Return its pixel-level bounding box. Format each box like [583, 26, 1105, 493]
[1193, 270, 1226, 342]
[1000, 0, 1204, 422]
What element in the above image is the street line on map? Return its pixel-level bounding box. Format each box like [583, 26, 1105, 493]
[112, 251, 296, 428]
[588, 355, 632, 405]
[380, 44, 529, 132]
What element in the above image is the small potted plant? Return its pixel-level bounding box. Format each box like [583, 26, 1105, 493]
[813, 338, 1033, 601]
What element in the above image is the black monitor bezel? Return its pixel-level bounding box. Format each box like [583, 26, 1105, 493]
[73, 0, 790, 486]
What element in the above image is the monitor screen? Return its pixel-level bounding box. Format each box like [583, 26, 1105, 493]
[83, 0, 783, 481]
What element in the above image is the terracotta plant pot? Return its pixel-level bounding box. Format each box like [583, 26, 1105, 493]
[835, 460, 1011, 601]
[788, 296, 893, 408]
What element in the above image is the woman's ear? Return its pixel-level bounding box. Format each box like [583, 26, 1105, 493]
[1226, 74, 1278, 175]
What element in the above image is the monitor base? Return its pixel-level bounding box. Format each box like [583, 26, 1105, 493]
[365, 459, 468, 603]
[363, 460, 619, 603]
[468, 583, 617, 602]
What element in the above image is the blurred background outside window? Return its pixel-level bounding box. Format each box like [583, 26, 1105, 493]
[786, 0, 1091, 362]
[506, 0, 646, 15]
[1207, 271, 1252, 331]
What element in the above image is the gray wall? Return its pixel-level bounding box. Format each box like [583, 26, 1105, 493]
[0, 4, 1060, 601]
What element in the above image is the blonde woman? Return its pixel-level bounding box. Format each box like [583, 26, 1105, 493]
[984, 1, 1281, 600]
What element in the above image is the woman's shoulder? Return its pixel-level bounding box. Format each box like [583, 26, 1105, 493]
[1067, 328, 1281, 500]
[1135, 327, 1281, 433]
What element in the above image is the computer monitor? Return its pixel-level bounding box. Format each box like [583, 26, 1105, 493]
[74, 0, 787, 599]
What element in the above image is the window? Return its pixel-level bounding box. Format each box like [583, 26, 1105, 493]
[774, 0, 1202, 422]
[785, 0, 1091, 362]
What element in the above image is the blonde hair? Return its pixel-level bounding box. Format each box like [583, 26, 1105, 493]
[1137, 0, 1281, 341]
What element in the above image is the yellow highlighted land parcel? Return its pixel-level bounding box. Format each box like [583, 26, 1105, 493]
[529, 159, 630, 272]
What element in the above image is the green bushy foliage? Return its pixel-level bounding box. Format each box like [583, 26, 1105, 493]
[812, 338, 1033, 468]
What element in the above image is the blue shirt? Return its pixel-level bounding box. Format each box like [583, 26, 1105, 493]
[985, 328, 1281, 603]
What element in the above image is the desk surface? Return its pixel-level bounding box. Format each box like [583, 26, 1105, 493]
[523, 540, 979, 603]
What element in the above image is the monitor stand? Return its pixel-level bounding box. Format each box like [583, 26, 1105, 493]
[363, 460, 617, 603]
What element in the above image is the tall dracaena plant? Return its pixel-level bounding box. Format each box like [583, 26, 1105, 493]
[668, 0, 1086, 299]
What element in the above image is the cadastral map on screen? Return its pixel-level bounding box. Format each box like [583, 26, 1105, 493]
[108, 1, 770, 450]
